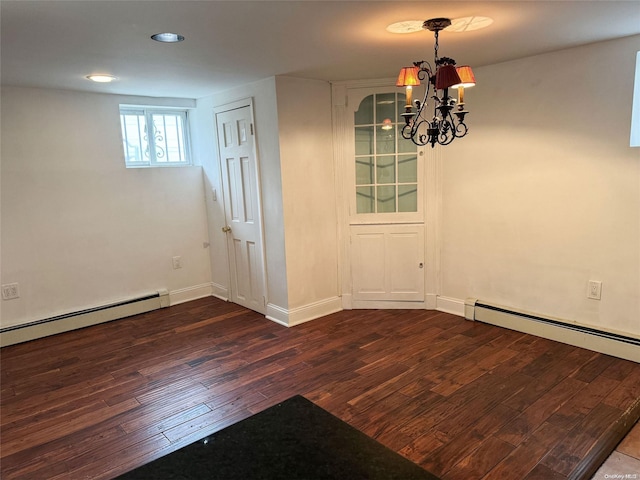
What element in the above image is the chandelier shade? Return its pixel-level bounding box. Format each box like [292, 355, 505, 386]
[452, 65, 476, 88]
[396, 66, 421, 87]
[435, 64, 462, 90]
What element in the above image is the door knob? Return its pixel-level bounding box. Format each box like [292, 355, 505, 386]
[222, 226, 232, 233]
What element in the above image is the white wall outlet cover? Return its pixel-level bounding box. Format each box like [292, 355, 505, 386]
[2, 283, 20, 300]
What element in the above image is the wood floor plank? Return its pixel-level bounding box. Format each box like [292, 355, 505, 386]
[120, 402, 212, 435]
[482, 422, 567, 480]
[53, 433, 172, 480]
[600, 358, 638, 381]
[602, 366, 640, 410]
[547, 374, 620, 430]
[571, 352, 616, 383]
[420, 427, 487, 475]
[436, 401, 520, 445]
[398, 432, 445, 464]
[541, 403, 625, 476]
[0, 425, 126, 480]
[523, 463, 568, 480]
[445, 435, 515, 480]
[1, 296, 638, 480]
[1, 398, 139, 457]
[0, 372, 119, 426]
[161, 406, 253, 443]
[496, 377, 587, 446]
[429, 347, 518, 396]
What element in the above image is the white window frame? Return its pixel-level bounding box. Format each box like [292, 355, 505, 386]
[119, 107, 192, 168]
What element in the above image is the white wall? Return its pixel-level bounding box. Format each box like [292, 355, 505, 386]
[1, 86, 212, 328]
[441, 35, 640, 336]
[275, 76, 339, 311]
[7, 36, 634, 338]
[193, 76, 339, 322]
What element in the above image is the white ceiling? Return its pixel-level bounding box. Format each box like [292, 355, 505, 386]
[2, 1, 639, 99]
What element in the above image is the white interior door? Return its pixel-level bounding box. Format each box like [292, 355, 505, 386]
[351, 224, 425, 301]
[345, 87, 426, 306]
[216, 105, 266, 314]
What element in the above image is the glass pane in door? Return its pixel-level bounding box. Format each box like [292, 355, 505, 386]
[356, 186, 375, 214]
[354, 92, 418, 215]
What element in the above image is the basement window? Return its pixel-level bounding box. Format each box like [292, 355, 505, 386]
[120, 107, 192, 167]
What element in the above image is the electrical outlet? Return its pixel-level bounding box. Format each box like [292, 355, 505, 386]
[587, 280, 602, 300]
[2, 283, 20, 300]
[172, 256, 182, 269]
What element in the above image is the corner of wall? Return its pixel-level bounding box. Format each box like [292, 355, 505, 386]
[266, 296, 343, 328]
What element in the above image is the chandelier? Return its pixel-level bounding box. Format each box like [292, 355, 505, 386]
[396, 18, 476, 148]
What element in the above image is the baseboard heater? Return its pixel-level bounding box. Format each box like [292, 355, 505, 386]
[0, 289, 170, 347]
[465, 298, 640, 363]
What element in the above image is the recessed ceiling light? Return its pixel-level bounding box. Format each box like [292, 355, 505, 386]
[151, 32, 185, 43]
[387, 16, 493, 34]
[86, 74, 117, 83]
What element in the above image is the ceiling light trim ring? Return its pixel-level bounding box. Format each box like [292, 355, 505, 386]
[151, 32, 185, 43]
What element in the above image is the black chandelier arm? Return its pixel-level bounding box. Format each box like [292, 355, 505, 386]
[402, 101, 438, 147]
[436, 111, 469, 146]
[437, 120, 456, 146]
[401, 123, 417, 141]
[453, 118, 469, 138]
[413, 60, 433, 83]
[402, 99, 470, 148]
[401, 116, 431, 147]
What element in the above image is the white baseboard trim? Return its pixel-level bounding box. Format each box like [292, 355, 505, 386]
[470, 300, 640, 363]
[211, 282, 229, 302]
[436, 296, 465, 317]
[266, 296, 343, 327]
[341, 293, 353, 310]
[425, 293, 438, 310]
[265, 303, 289, 326]
[288, 296, 343, 327]
[1, 290, 169, 347]
[341, 293, 459, 313]
[169, 283, 214, 306]
[350, 299, 427, 310]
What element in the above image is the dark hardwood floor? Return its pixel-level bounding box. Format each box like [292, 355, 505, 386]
[1, 297, 639, 479]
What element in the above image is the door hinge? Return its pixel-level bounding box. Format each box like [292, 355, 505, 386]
[263, 296, 266, 307]
[250, 123, 254, 135]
